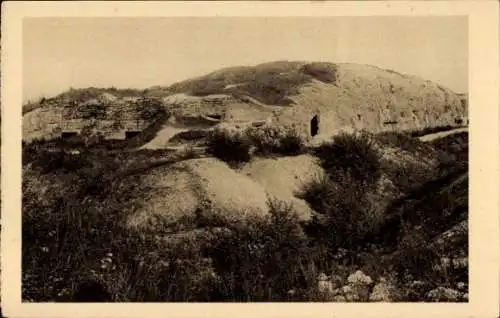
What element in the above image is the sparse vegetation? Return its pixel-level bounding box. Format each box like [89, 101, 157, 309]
[206, 128, 254, 164]
[247, 125, 307, 156]
[167, 61, 341, 106]
[314, 131, 382, 185]
[299, 174, 381, 250]
[23, 128, 468, 302]
[206, 124, 307, 164]
[300, 62, 339, 84]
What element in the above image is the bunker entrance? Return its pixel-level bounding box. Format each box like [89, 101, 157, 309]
[61, 132, 78, 139]
[310, 115, 319, 137]
[125, 131, 141, 139]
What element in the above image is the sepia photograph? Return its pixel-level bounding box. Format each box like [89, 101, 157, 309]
[2, 1, 499, 318]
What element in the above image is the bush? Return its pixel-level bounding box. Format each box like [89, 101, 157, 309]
[206, 200, 315, 301]
[206, 124, 307, 164]
[314, 131, 381, 185]
[29, 149, 90, 174]
[23, 180, 321, 302]
[246, 125, 307, 156]
[380, 159, 438, 193]
[299, 174, 381, 250]
[206, 127, 254, 164]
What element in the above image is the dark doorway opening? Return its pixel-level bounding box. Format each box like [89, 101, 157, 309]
[383, 120, 398, 126]
[125, 131, 141, 139]
[61, 132, 78, 139]
[206, 114, 222, 120]
[310, 115, 319, 137]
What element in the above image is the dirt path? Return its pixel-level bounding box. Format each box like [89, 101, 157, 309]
[418, 127, 468, 142]
[141, 122, 210, 150]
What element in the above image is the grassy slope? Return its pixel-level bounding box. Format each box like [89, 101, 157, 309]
[22, 129, 468, 302]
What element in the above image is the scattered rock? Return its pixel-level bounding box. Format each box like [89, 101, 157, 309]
[426, 287, 462, 302]
[347, 270, 373, 285]
[317, 273, 334, 294]
[329, 274, 344, 289]
[332, 295, 347, 302]
[451, 257, 468, 269]
[369, 278, 394, 302]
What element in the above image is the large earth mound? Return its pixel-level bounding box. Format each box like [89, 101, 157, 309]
[23, 61, 468, 145]
[148, 61, 467, 135]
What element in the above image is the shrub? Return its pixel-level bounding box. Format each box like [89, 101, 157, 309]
[206, 200, 314, 301]
[246, 124, 307, 156]
[29, 149, 90, 174]
[299, 174, 381, 250]
[314, 131, 381, 185]
[206, 124, 307, 163]
[206, 127, 253, 163]
[380, 159, 438, 193]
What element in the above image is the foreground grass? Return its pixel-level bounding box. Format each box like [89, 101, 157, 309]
[22, 131, 468, 302]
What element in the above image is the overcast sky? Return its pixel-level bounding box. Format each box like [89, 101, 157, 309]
[23, 17, 468, 102]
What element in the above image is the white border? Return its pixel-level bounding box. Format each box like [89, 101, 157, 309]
[2, 1, 499, 318]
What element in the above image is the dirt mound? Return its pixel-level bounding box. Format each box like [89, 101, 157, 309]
[125, 158, 284, 231]
[157, 61, 467, 136]
[280, 63, 465, 134]
[239, 155, 323, 220]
